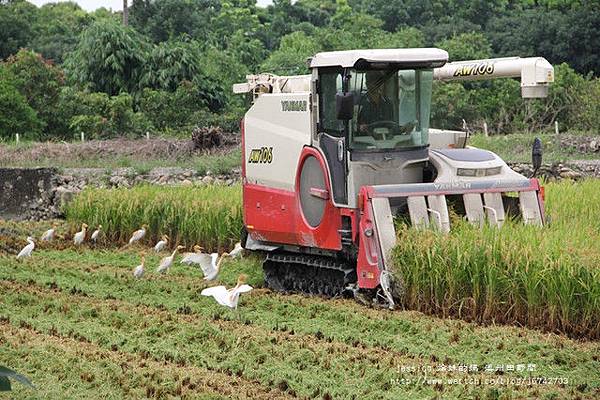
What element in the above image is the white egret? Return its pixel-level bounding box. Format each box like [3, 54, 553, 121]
[16, 237, 35, 259]
[201, 274, 253, 309]
[91, 225, 102, 242]
[229, 242, 244, 259]
[40, 222, 58, 242]
[128, 225, 148, 245]
[180, 245, 204, 265]
[73, 223, 88, 245]
[196, 252, 229, 281]
[156, 245, 185, 274]
[153, 235, 169, 253]
[133, 254, 145, 279]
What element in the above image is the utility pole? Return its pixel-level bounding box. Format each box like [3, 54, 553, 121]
[122, 0, 129, 26]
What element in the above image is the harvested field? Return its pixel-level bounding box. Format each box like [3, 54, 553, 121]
[0, 248, 598, 399]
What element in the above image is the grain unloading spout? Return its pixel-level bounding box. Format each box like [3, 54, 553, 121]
[433, 57, 555, 98]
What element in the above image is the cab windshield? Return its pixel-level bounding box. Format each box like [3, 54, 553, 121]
[319, 68, 433, 150]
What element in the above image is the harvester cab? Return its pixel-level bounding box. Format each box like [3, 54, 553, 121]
[234, 48, 553, 307]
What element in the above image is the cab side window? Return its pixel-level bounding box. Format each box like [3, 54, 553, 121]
[319, 69, 344, 137]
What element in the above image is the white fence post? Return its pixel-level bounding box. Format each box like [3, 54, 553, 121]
[483, 122, 488, 137]
[554, 120, 559, 135]
[146, 131, 150, 140]
[15, 133, 20, 144]
[81, 131, 85, 142]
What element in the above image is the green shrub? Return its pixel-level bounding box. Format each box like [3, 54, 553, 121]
[190, 108, 243, 133]
[572, 77, 600, 134]
[60, 89, 151, 139]
[139, 82, 203, 131]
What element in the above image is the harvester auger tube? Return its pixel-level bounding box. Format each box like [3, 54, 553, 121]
[234, 48, 552, 307]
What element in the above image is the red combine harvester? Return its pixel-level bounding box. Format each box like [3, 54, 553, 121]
[233, 48, 553, 307]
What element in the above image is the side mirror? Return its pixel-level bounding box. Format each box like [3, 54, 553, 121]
[531, 137, 542, 175]
[335, 92, 353, 120]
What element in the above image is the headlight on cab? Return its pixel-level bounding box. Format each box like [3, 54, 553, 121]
[457, 167, 502, 177]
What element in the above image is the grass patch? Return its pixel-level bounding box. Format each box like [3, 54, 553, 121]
[469, 132, 599, 163]
[65, 185, 243, 251]
[392, 180, 600, 339]
[194, 149, 241, 175]
[0, 138, 241, 172]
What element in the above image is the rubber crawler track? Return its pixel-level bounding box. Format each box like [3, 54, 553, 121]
[263, 252, 357, 297]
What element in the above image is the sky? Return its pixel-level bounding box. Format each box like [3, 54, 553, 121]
[28, 0, 273, 12]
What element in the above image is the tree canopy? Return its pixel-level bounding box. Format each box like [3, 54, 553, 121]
[0, 0, 598, 138]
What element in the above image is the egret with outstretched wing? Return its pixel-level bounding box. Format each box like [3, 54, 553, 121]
[196, 252, 229, 281]
[229, 242, 244, 259]
[180, 245, 204, 264]
[201, 274, 253, 309]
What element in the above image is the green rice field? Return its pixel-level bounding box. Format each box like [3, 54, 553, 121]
[1, 180, 599, 398]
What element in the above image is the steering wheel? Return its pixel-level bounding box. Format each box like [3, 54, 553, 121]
[366, 120, 417, 140]
[366, 121, 400, 140]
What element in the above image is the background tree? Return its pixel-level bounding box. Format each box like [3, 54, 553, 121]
[145, 40, 225, 111]
[0, 0, 38, 60]
[130, 0, 220, 43]
[0, 0, 598, 139]
[2, 49, 67, 138]
[65, 19, 150, 97]
[436, 32, 492, 61]
[30, 2, 92, 63]
[0, 79, 42, 139]
[261, 31, 320, 75]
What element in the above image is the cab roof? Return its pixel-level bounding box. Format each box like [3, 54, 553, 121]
[308, 48, 448, 69]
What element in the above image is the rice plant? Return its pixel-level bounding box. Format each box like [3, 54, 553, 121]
[391, 179, 600, 339]
[65, 184, 243, 251]
[65, 179, 600, 338]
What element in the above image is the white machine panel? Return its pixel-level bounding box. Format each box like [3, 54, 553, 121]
[463, 193, 485, 227]
[519, 191, 543, 226]
[483, 192, 506, 227]
[407, 196, 429, 229]
[244, 92, 312, 191]
[371, 198, 397, 270]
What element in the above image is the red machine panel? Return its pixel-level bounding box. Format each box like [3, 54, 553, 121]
[243, 147, 343, 251]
